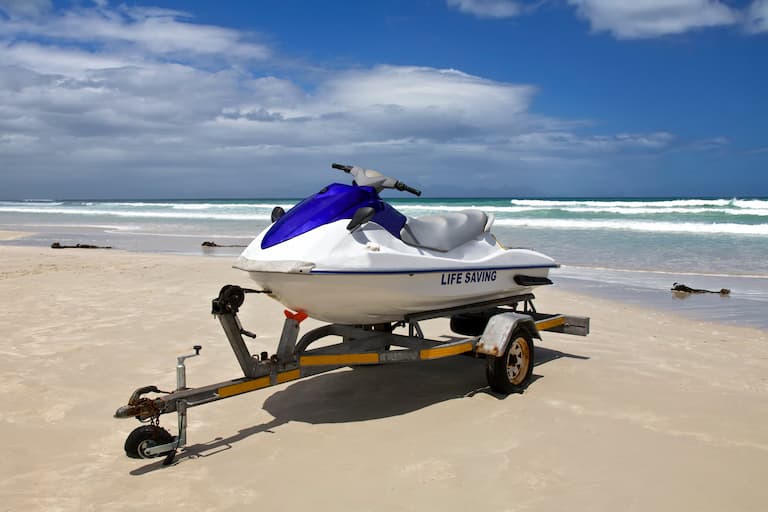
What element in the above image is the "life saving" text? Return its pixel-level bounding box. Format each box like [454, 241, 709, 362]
[440, 270, 497, 286]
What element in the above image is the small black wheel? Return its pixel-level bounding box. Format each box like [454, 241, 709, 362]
[486, 328, 534, 394]
[124, 425, 174, 459]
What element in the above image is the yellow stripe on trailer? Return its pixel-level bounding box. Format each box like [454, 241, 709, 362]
[217, 376, 271, 398]
[535, 315, 566, 332]
[217, 369, 302, 398]
[536, 316, 565, 331]
[300, 353, 380, 366]
[420, 341, 473, 360]
[276, 369, 301, 384]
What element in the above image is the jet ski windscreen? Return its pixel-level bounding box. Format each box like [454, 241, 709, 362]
[261, 183, 406, 249]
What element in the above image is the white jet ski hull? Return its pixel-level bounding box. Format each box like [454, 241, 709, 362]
[242, 267, 552, 324]
[235, 220, 557, 324]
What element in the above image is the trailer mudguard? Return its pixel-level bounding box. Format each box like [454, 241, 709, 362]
[475, 312, 540, 357]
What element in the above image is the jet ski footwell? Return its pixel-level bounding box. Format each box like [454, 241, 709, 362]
[114, 285, 589, 465]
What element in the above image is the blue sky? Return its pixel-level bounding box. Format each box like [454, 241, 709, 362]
[0, 0, 766, 198]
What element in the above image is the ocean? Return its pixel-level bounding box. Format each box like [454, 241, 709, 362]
[2, 196, 767, 328]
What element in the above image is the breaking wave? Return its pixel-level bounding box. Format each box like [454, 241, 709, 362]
[1, 197, 766, 237]
[492, 218, 768, 236]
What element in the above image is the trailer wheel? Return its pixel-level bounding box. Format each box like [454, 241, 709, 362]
[486, 328, 534, 394]
[124, 425, 174, 459]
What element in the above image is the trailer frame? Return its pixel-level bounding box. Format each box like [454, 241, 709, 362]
[114, 284, 589, 465]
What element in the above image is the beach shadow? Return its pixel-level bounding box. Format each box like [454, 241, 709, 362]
[261, 346, 590, 424]
[129, 417, 287, 475]
[535, 346, 590, 366]
[130, 345, 588, 473]
[263, 357, 490, 424]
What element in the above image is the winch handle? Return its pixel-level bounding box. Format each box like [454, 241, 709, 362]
[332, 163, 353, 173]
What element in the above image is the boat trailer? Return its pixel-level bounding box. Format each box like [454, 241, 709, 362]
[114, 285, 589, 465]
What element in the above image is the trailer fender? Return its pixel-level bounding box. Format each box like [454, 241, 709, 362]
[476, 312, 539, 357]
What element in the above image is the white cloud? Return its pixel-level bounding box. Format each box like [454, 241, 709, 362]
[0, 0, 51, 18]
[746, 0, 768, 32]
[567, 0, 740, 39]
[0, 3, 269, 61]
[504, 131, 676, 153]
[446, 0, 523, 18]
[0, 2, 706, 198]
[1, 42, 139, 75]
[448, 0, 765, 39]
[205, 66, 540, 148]
[0, 54, 678, 195]
[321, 66, 532, 112]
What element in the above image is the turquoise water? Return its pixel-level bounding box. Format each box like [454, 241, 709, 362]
[2, 196, 767, 272]
[2, 196, 767, 328]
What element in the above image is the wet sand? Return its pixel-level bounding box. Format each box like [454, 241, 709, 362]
[1, 245, 766, 511]
[0, 230, 33, 241]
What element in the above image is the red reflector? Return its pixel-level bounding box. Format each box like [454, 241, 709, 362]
[284, 309, 308, 323]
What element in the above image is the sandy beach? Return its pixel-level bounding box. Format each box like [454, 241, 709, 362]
[1, 245, 767, 511]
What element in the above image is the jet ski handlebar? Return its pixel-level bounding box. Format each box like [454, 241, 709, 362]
[331, 163, 422, 196]
[332, 163, 353, 172]
[394, 181, 422, 196]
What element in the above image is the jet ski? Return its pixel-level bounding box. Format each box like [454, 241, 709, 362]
[234, 163, 558, 324]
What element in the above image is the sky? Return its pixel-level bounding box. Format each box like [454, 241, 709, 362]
[0, 0, 766, 199]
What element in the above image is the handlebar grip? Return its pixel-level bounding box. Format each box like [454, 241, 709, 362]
[404, 185, 422, 197]
[395, 181, 422, 197]
[331, 163, 353, 173]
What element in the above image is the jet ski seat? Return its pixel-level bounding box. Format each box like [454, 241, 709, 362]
[400, 209, 493, 252]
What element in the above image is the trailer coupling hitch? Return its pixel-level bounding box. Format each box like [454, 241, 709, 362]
[114, 385, 168, 420]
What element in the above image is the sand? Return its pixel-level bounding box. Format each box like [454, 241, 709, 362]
[1, 245, 766, 511]
[0, 231, 33, 241]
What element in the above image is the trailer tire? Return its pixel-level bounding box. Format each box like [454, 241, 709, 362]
[124, 425, 174, 459]
[486, 328, 534, 394]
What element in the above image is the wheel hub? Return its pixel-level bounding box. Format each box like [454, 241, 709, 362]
[505, 338, 529, 385]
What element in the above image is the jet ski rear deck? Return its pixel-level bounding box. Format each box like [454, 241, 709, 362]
[114, 285, 589, 466]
